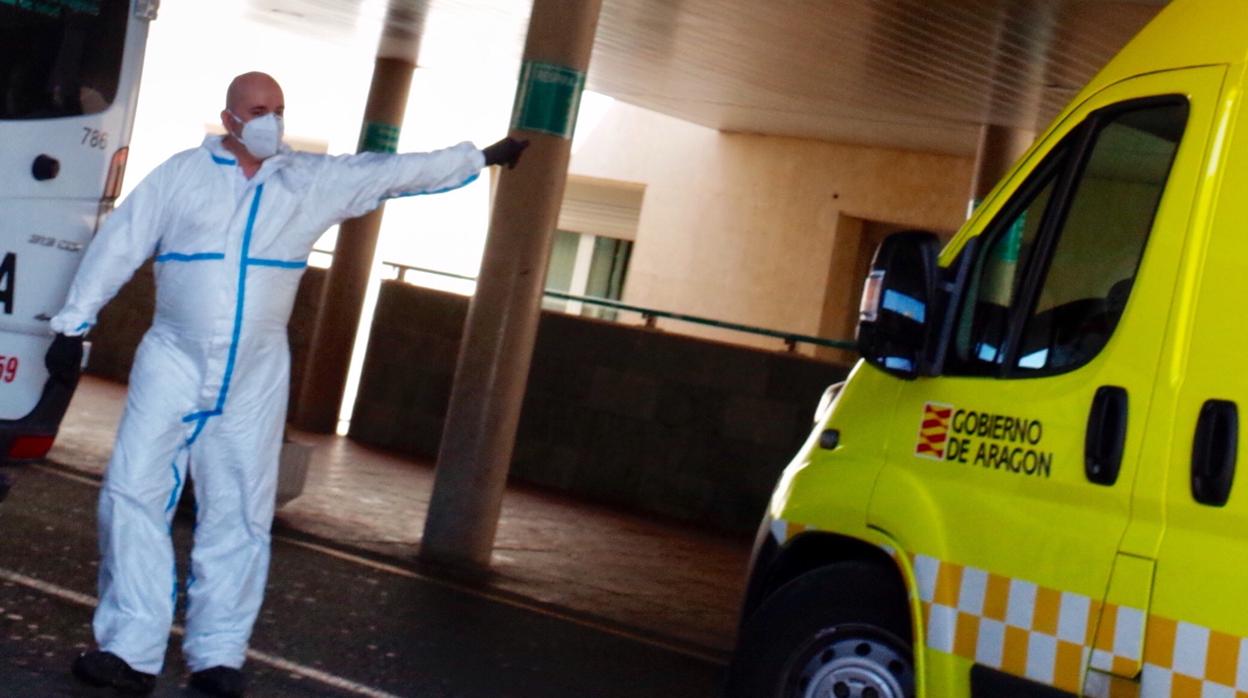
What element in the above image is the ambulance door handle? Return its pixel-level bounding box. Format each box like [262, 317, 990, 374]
[1085, 386, 1128, 486]
[1191, 399, 1238, 507]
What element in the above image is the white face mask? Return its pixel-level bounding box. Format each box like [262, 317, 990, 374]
[228, 110, 284, 160]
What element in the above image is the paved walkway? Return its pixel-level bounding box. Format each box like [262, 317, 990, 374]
[47, 376, 752, 659]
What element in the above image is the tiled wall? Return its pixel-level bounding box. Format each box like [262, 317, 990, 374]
[350, 281, 850, 533]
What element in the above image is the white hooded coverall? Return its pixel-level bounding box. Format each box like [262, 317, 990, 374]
[51, 135, 485, 673]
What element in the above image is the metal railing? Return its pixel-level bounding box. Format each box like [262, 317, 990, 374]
[376, 261, 857, 353]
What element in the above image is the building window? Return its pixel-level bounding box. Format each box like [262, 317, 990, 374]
[539, 176, 642, 319]
[543, 230, 633, 319]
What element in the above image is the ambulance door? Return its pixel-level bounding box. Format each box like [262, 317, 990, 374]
[867, 67, 1224, 696]
[1128, 65, 1248, 698]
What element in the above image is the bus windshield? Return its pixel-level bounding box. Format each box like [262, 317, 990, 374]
[0, 0, 129, 120]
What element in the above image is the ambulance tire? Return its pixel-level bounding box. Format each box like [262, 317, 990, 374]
[725, 562, 914, 698]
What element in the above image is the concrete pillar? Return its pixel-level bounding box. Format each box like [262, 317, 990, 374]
[291, 4, 426, 433]
[967, 124, 1034, 215]
[420, 0, 603, 568]
[966, 2, 1050, 216]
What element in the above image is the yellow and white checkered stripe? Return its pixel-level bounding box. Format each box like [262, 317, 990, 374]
[1133, 618, 1248, 698]
[914, 553, 1248, 698]
[769, 522, 1248, 697]
[913, 553, 1097, 694]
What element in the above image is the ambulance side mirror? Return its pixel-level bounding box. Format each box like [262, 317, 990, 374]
[856, 231, 942, 379]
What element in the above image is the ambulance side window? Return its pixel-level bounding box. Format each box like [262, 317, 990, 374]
[948, 99, 1188, 377]
[950, 152, 1064, 373]
[1015, 103, 1186, 373]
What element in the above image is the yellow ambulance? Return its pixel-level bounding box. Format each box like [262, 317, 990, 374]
[728, 1, 1248, 696]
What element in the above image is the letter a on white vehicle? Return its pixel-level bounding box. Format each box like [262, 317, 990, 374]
[730, 1, 1248, 696]
[0, 0, 155, 460]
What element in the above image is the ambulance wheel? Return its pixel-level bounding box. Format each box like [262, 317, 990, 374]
[725, 563, 915, 698]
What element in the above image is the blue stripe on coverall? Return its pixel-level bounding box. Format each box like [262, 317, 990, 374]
[383, 172, 480, 200]
[167, 183, 268, 600]
[155, 252, 225, 263]
[180, 184, 266, 427]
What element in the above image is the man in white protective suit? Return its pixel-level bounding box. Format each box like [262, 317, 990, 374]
[46, 72, 528, 697]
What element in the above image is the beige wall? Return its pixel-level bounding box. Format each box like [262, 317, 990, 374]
[568, 102, 975, 354]
[816, 217, 908, 364]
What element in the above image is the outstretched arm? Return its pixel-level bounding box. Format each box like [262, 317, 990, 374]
[50, 164, 169, 337]
[308, 137, 529, 226]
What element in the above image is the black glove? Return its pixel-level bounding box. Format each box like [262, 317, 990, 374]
[45, 333, 84, 385]
[482, 137, 530, 169]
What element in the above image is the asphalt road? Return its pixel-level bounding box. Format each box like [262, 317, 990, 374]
[0, 463, 724, 697]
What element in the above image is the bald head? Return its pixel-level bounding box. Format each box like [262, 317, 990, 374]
[220, 72, 286, 165]
[225, 72, 284, 115]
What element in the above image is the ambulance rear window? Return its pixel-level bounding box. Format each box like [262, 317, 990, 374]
[0, 0, 128, 120]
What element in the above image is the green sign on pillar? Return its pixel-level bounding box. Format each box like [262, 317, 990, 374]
[510, 61, 587, 139]
[359, 121, 401, 154]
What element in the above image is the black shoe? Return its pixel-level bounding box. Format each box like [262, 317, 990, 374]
[71, 650, 156, 695]
[189, 665, 246, 697]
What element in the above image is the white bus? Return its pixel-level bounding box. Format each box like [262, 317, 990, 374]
[0, 0, 155, 461]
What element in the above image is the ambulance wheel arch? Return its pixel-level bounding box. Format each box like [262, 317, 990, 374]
[740, 529, 903, 627]
[726, 560, 915, 698]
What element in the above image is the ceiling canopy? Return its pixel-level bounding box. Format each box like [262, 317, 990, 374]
[248, 0, 1168, 155]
